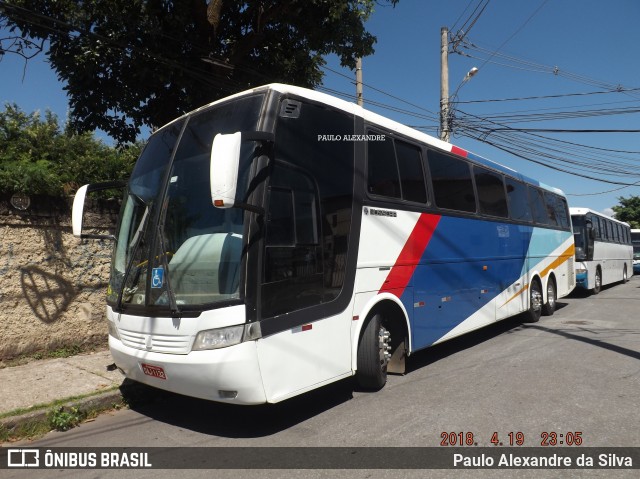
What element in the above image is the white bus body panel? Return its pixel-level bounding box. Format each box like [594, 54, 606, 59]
[255, 312, 353, 403]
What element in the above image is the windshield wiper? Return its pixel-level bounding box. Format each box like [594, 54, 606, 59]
[156, 224, 180, 315]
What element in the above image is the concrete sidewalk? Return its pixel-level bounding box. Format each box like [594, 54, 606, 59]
[0, 349, 126, 438]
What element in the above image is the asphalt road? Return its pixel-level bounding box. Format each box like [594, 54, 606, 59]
[6, 276, 640, 479]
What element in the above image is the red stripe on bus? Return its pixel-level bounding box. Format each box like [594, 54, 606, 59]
[451, 145, 468, 157]
[379, 213, 441, 296]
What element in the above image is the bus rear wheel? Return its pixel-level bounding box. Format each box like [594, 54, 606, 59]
[622, 265, 628, 283]
[542, 279, 556, 316]
[524, 279, 542, 323]
[356, 314, 391, 390]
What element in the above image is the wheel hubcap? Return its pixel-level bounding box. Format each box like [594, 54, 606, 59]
[531, 288, 542, 311]
[378, 326, 392, 367]
[547, 284, 555, 308]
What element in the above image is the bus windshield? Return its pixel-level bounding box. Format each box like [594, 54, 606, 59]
[571, 215, 587, 261]
[108, 95, 264, 313]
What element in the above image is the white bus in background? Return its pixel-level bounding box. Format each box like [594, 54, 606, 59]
[570, 208, 633, 293]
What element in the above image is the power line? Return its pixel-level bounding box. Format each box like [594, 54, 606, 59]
[320, 64, 439, 118]
[455, 87, 640, 104]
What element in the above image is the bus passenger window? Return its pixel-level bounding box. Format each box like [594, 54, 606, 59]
[529, 187, 551, 225]
[396, 141, 428, 203]
[505, 178, 532, 223]
[475, 166, 508, 218]
[543, 192, 559, 227]
[553, 195, 570, 230]
[367, 136, 400, 198]
[428, 150, 476, 213]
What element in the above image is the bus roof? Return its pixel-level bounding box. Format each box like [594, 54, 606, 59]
[569, 207, 630, 226]
[161, 83, 564, 195]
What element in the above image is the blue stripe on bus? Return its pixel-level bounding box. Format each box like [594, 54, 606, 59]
[407, 216, 534, 348]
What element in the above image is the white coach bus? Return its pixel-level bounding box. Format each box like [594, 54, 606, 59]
[73, 84, 575, 404]
[570, 208, 632, 293]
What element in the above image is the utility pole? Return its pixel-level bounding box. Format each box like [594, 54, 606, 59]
[356, 57, 363, 106]
[440, 26, 450, 142]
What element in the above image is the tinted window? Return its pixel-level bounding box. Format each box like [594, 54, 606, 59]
[592, 215, 602, 239]
[615, 223, 622, 243]
[505, 178, 532, 223]
[475, 166, 508, 218]
[606, 220, 614, 242]
[367, 135, 400, 198]
[396, 141, 428, 203]
[264, 101, 354, 318]
[554, 196, 570, 230]
[543, 192, 559, 227]
[428, 150, 476, 212]
[529, 187, 550, 225]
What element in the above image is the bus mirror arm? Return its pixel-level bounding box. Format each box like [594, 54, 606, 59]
[210, 131, 274, 212]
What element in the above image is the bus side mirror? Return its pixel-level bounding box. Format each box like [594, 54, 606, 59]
[210, 131, 274, 211]
[210, 132, 242, 208]
[72, 181, 125, 240]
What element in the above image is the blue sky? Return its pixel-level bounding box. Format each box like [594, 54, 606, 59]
[1, 0, 639, 214]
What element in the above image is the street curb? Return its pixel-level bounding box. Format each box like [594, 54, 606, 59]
[0, 389, 124, 437]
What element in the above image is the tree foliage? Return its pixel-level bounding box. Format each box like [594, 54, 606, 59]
[612, 196, 640, 229]
[1, 0, 397, 143]
[0, 103, 139, 196]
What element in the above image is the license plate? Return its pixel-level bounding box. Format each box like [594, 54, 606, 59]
[140, 363, 167, 380]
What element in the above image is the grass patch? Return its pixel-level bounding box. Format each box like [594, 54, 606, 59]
[0, 387, 125, 442]
[48, 406, 86, 431]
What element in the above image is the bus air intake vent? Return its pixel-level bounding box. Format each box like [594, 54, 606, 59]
[279, 99, 301, 118]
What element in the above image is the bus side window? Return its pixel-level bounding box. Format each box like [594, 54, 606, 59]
[367, 134, 400, 198]
[591, 215, 600, 239]
[529, 187, 550, 225]
[475, 166, 508, 218]
[505, 178, 532, 223]
[543, 192, 559, 227]
[606, 220, 614, 242]
[427, 150, 476, 213]
[554, 195, 570, 230]
[395, 140, 428, 203]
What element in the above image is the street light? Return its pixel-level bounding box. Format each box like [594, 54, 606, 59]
[441, 66, 479, 142]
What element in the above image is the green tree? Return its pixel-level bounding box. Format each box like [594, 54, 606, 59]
[612, 196, 640, 229]
[0, 104, 139, 196]
[1, 0, 397, 143]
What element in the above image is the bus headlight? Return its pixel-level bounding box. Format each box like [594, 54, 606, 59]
[193, 325, 245, 351]
[192, 323, 262, 351]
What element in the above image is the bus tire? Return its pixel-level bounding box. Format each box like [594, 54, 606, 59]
[356, 314, 390, 390]
[524, 279, 542, 323]
[622, 265, 628, 283]
[542, 278, 556, 316]
[591, 268, 602, 294]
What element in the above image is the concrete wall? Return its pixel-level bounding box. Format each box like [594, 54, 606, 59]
[0, 196, 120, 360]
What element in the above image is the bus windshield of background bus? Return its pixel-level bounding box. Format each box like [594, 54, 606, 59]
[108, 95, 264, 312]
[571, 215, 588, 261]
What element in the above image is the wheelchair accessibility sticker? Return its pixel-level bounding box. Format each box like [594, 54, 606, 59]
[151, 267, 164, 289]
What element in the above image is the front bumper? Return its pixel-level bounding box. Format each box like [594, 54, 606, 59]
[109, 336, 267, 405]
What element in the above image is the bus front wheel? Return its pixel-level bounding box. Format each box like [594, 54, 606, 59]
[591, 269, 602, 294]
[356, 314, 391, 390]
